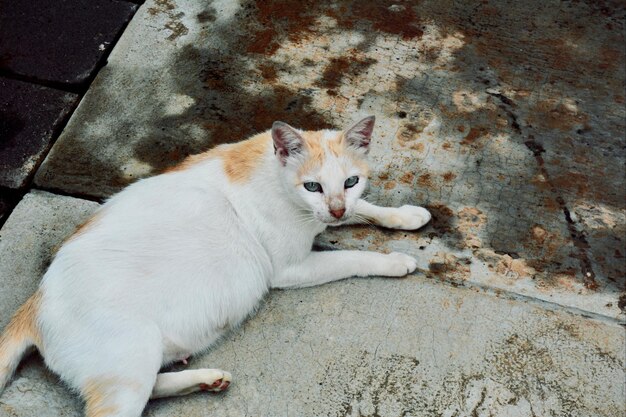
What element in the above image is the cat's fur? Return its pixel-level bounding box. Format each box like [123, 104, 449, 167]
[0, 116, 431, 416]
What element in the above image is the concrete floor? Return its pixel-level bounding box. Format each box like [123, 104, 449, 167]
[1, 0, 624, 416]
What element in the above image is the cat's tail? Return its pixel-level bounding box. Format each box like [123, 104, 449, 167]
[0, 291, 42, 395]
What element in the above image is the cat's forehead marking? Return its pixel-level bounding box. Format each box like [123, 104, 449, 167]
[298, 130, 334, 177]
[301, 130, 343, 159]
[297, 129, 369, 178]
[299, 131, 323, 162]
[325, 131, 345, 157]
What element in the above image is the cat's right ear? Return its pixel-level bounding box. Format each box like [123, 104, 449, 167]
[344, 115, 375, 152]
[272, 121, 304, 166]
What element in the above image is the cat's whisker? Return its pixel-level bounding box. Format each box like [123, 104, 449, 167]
[293, 213, 316, 222]
[353, 214, 375, 226]
[294, 218, 318, 227]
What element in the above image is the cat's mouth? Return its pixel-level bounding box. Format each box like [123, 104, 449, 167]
[324, 217, 349, 226]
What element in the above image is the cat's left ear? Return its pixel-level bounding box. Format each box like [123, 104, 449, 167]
[272, 121, 304, 166]
[344, 116, 375, 153]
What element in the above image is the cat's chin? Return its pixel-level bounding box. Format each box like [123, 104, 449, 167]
[324, 218, 349, 226]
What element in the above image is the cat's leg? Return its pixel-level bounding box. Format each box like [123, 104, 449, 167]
[45, 321, 163, 417]
[78, 341, 161, 417]
[350, 199, 431, 230]
[272, 250, 417, 289]
[82, 374, 157, 417]
[151, 369, 232, 399]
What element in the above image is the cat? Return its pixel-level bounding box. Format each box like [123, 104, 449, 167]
[0, 116, 431, 417]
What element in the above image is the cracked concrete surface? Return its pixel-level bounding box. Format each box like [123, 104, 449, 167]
[1, 0, 625, 415]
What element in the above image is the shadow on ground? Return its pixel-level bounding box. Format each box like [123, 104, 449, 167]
[35, 0, 625, 306]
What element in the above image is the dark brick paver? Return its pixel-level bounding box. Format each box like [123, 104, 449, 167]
[0, 0, 137, 87]
[0, 0, 141, 220]
[0, 78, 80, 189]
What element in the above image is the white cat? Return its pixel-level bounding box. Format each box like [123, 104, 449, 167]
[0, 116, 431, 416]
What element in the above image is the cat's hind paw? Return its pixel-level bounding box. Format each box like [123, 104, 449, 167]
[197, 369, 232, 392]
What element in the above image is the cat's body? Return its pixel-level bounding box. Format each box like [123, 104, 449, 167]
[0, 117, 431, 417]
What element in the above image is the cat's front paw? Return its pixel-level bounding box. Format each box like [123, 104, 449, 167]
[379, 252, 418, 277]
[384, 205, 432, 230]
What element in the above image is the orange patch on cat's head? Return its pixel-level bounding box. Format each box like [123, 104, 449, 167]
[297, 130, 369, 178]
[301, 131, 325, 161]
[297, 131, 328, 177]
[327, 132, 346, 157]
[297, 131, 340, 175]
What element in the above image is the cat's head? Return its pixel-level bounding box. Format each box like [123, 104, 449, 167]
[272, 116, 374, 225]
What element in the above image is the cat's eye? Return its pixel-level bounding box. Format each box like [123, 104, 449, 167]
[344, 176, 359, 189]
[304, 182, 323, 193]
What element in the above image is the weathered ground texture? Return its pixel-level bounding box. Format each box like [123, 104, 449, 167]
[0, 0, 138, 221]
[1, 0, 624, 416]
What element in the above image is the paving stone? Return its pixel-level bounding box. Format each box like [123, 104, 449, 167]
[0, 191, 624, 416]
[0, 191, 99, 330]
[0, 78, 79, 189]
[0, 0, 137, 86]
[0, 191, 98, 416]
[0, 190, 21, 227]
[0, 195, 11, 226]
[34, 0, 626, 319]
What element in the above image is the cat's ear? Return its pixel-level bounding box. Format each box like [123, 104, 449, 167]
[272, 121, 304, 166]
[344, 116, 375, 152]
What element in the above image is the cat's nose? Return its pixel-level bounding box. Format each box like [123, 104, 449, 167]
[329, 208, 346, 219]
